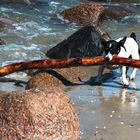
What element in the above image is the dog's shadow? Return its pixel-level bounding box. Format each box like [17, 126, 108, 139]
[33, 69, 140, 91]
[28, 69, 119, 86]
[2, 69, 140, 91]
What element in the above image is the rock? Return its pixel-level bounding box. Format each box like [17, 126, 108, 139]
[0, 18, 16, 28]
[86, 0, 139, 2]
[27, 67, 92, 89]
[46, 26, 111, 59]
[0, 88, 79, 139]
[59, 4, 105, 25]
[0, 0, 30, 4]
[0, 38, 6, 45]
[104, 5, 133, 20]
[28, 71, 64, 89]
[108, 0, 139, 2]
[0, 0, 48, 5]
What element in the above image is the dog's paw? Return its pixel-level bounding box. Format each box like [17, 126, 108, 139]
[94, 79, 102, 85]
[94, 81, 102, 85]
[122, 78, 129, 86]
[130, 74, 135, 81]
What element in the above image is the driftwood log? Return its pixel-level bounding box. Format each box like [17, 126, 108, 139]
[0, 56, 140, 77]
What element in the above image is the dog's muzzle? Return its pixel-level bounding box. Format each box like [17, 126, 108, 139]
[105, 53, 113, 61]
[105, 56, 110, 61]
[105, 56, 112, 61]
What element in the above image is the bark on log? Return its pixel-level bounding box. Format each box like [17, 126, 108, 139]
[0, 56, 140, 77]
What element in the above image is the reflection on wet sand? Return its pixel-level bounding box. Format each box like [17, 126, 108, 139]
[98, 81, 138, 110]
[68, 74, 140, 140]
[120, 87, 137, 108]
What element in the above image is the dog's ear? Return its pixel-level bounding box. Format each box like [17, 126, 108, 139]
[130, 32, 136, 41]
[101, 39, 108, 47]
[118, 36, 127, 52]
[118, 36, 127, 46]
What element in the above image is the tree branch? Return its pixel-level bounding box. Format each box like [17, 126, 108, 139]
[0, 56, 140, 77]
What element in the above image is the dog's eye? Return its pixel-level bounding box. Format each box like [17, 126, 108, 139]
[110, 48, 116, 54]
[105, 47, 109, 51]
[117, 50, 120, 53]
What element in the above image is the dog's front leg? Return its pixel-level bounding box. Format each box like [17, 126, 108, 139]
[95, 65, 104, 84]
[121, 66, 129, 86]
[130, 68, 137, 80]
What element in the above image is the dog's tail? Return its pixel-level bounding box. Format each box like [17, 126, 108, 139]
[130, 32, 137, 41]
[130, 32, 140, 54]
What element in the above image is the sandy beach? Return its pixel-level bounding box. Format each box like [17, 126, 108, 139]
[66, 66, 140, 140]
[0, 65, 140, 140]
[0, 0, 140, 139]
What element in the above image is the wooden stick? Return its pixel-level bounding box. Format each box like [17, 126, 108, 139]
[0, 56, 140, 77]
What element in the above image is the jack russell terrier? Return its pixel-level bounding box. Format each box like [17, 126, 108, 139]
[95, 33, 139, 86]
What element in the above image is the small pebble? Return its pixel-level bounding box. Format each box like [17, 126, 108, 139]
[120, 122, 124, 125]
[110, 115, 113, 118]
[112, 110, 115, 113]
[135, 114, 139, 117]
[95, 131, 98, 134]
[92, 110, 95, 114]
[91, 100, 94, 103]
[80, 131, 84, 135]
[103, 126, 106, 129]
[118, 115, 121, 118]
[128, 124, 133, 127]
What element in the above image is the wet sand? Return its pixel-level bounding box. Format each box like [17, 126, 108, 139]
[1, 66, 140, 140]
[67, 67, 140, 140]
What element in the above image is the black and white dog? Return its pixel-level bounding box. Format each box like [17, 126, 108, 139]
[95, 33, 139, 86]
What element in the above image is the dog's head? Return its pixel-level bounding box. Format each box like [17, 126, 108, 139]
[102, 36, 127, 61]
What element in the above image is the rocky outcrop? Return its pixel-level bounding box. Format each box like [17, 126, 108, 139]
[46, 26, 110, 59]
[0, 0, 31, 5]
[0, 18, 16, 28]
[0, 0, 48, 5]
[105, 5, 132, 20]
[59, 4, 105, 25]
[59, 3, 133, 23]
[86, 0, 139, 2]
[0, 88, 79, 139]
[110, 0, 139, 2]
[0, 39, 6, 45]
[109, 0, 138, 2]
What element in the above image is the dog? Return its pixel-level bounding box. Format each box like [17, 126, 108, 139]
[95, 33, 139, 86]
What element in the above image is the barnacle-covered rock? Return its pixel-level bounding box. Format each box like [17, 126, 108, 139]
[0, 88, 79, 139]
